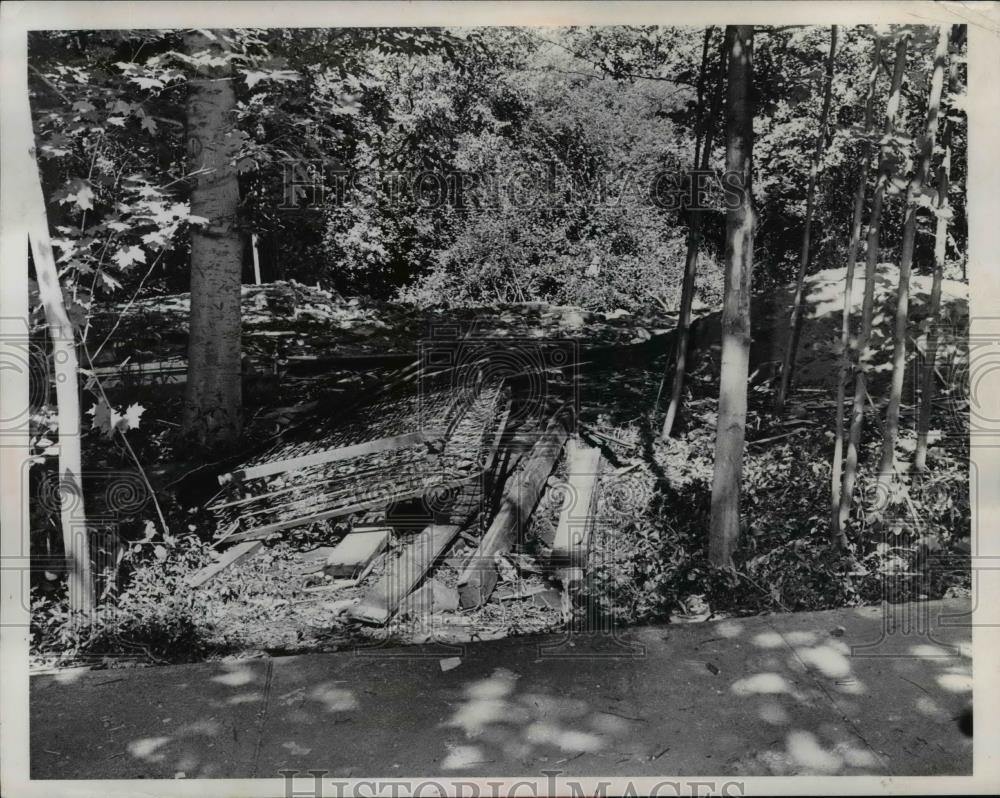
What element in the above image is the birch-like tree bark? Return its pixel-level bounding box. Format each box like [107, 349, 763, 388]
[837, 34, 910, 531]
[915, 27, 957, 473]
[775, 26, 838, 413]
[662, 28, 727, 440]
[708, 25, 755, 568]
[875, 27, 949, 497]
[830, 35, 881, 546]
[22, 96, 94, 613]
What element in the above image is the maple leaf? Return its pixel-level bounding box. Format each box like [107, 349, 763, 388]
[112, 246, 146, 269]
[119, 403, 146, 432]
[90, 399, 117, 437]
[130, 76, 164, 91]
[65, 184, 95, 211]
[99, 272, 122, 292]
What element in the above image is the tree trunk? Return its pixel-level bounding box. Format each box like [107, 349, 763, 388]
[837, 35, 910, 531]
[22, 105, 94, 613]
[708, 25, 755, 569]
[775, 26, 838, 413]
[181, 30, 245, 449]
[875, 27, 949, 497]
[692, 27, 713, 173]
[830, 35, 881, 546]
[662, 29, 727, 440]
[915, 32, 957, 472]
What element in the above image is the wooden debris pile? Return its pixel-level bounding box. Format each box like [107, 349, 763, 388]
[192, 355, 606, 642]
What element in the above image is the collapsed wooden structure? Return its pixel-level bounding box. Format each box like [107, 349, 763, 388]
[193, 353, 604, 630]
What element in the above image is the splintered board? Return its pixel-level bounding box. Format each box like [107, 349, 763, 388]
[349, 523, 463, 625]
[549, 439, 602, 568]
[324, 527, 390, 578]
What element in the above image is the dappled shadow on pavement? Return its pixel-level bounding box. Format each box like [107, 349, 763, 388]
[30, 600, 972, 779]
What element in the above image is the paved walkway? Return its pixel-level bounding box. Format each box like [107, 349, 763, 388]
[30, 599, 973, 779]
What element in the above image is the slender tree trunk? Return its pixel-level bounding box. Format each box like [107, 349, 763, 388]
[22, 110, 94, 613]
[708, 25, 754, 568]
[838, 35, 910, 531]
[181, 30, 245, 449]
[692, 28, 712, 174]
[875, 27, 949, 497]
[662, 29, 726, 439]
[915, 28, 957, 472]
[775, 26, 838, 413]
[830, 35, 881, 546]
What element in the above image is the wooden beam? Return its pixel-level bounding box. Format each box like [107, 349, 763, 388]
[549, 439, 602, 568]
[220, 429, 445, 485]
[188, 540, 263, 588]
[348, 523, 463, 624]
[456, 411, 571, 609]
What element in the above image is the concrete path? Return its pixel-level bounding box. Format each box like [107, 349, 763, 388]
[30, 599, 973, 779]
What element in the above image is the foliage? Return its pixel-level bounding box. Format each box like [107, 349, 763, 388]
[28, 25, 967, 313]
[31, 532, 213, 666]
[585, 390, 969, 624]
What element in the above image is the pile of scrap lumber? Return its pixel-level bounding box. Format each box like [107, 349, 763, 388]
[192, 357, 605, 637]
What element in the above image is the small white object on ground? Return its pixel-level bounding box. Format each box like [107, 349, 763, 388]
[439, 657, 462, 672]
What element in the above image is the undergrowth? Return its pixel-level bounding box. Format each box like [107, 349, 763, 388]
[583, 402, 971, 626]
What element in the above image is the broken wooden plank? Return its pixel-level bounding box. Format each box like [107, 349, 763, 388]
[188, 540, 263, 588]
[398, 577, 460, 617]
[549, 439, 602, 568]
[456, 411, 572, 609]
[220, 429, 445, 485]
[348, 524, 462, 625]
[217, 475, 473, 544]
[495, 583, 550, 602]
[324, 528, 390, 578]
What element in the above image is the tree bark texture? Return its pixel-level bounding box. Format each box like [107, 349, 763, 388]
[708, 25, 755, 569]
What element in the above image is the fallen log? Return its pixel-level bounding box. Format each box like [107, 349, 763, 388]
[456, 410, 572, 609]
